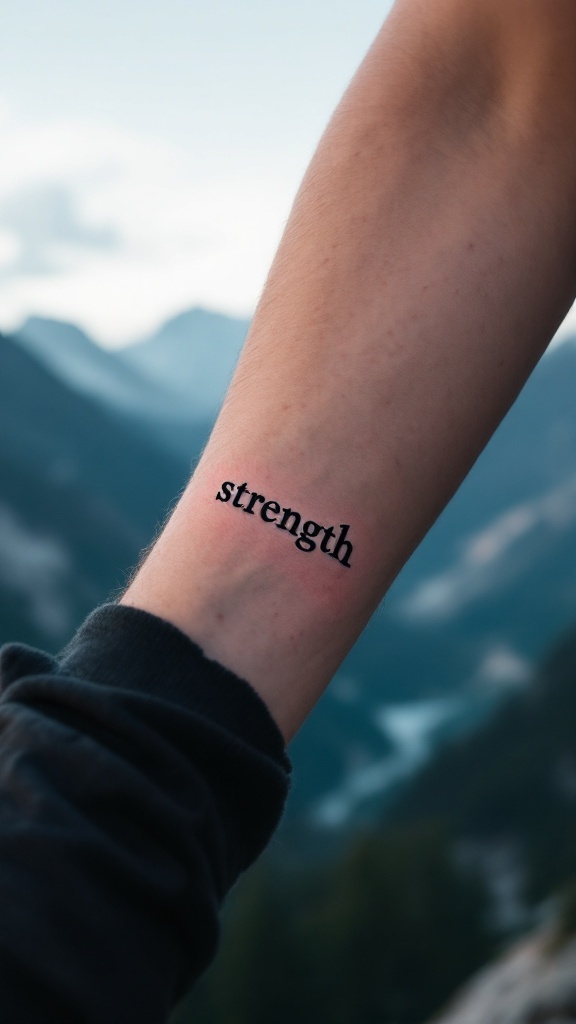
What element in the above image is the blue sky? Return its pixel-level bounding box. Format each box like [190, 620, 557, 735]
[1, 0, 575, 348]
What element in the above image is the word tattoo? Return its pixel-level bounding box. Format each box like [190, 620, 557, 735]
[215, 480, 353, 568]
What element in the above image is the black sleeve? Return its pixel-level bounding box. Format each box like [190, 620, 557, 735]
[0, 602, 292, 1024]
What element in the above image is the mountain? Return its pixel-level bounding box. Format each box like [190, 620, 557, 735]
[431, 926, 576, 1024]
[7, 305, 576, 822]
[304, 337, 576, 822]
[392, 619, 576, 1023]
[0, 331, 192, 649]
[117, 307, 250, 420]
[172, 612, 576, 1024]
[12, 315, 219, 461]
[14, 315, 179, 419]
[387, 619, 576, 915]
[10, 310, 576, 1024]
[0, 330, 391, 799]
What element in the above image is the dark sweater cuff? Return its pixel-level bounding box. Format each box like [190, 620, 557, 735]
[55, 602, 291, 775]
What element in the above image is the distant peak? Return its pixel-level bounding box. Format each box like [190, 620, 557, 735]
[161, 306, 247, 329]
[18, 315, 96, 348]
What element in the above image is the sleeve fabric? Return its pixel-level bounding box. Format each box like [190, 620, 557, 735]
[0, 602, 292, 1024]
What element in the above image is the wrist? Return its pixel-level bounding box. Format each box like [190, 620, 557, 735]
[120, 456, 378, 742]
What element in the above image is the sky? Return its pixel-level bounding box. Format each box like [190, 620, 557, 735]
[0, 0, 393, 346]
[1, 0, 575, 349]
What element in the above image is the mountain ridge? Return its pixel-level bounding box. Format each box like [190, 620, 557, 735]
[4, 311, 576, 822]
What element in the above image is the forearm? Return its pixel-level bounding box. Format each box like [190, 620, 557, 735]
[121, 2, 576, 741]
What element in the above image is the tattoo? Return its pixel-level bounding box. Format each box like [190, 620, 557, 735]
[215, 480, 353, 567]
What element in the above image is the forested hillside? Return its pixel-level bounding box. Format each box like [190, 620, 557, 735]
[171, 621, 576, 1024]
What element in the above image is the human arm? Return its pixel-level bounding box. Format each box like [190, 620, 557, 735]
[120, 0, 576, 743]
[1, 3, 576, 1020]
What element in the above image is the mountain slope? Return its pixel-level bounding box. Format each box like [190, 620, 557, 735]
[118, 307, 249, 419]
[0, 331, 191, 649]
[0, 331, 392, 800]
[431, 927, 576, 1024]
[14, 315, 179, 418]
[12, 315, 216, 460]
[6, 309, 576, 821]
[295, 337, 576, 821]
[387, 618, 576, 910]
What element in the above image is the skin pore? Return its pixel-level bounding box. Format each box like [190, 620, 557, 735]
[121, 0, 576, 742]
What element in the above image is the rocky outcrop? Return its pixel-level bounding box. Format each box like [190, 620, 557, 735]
[431, 927, 576, 1024]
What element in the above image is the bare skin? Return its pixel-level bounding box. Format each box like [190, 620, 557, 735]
[120, 0, 576, 742]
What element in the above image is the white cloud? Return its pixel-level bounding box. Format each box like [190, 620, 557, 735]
[0, 228, 21, 269]
[1, 93, 575, 351]
[0, 98, 293, 345]
[0, 96, 15, 134]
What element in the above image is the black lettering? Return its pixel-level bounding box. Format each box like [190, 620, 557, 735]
[232, 482, 250, 508]
[216, 477, 354, 568]
[261, 500, 280, 523]
[244, 492, 266, 515]
[277, 507, 301, 536]
[296, 519, 322, 553]
[320, 525, 336, 554]
[215, 481, 235, 502]
[330, 524, 353, 567]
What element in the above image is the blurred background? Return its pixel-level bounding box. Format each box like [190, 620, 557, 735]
[3, 2, 576, 1021]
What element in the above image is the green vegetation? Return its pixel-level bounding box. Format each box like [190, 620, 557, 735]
[171, 824, 492, 1024]
[171, 621, 576, 1024]
[390, 624, 576, 905]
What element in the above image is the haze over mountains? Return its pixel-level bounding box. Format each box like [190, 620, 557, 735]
[0, 331, 191, 647]
[15, 309, 250, 425]
[3, 307, 576, 822]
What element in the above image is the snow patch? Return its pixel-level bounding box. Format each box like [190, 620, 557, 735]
[400, 476, 576, 622]
[0, 502, 74, 636]
[313, 696, 470, 827]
